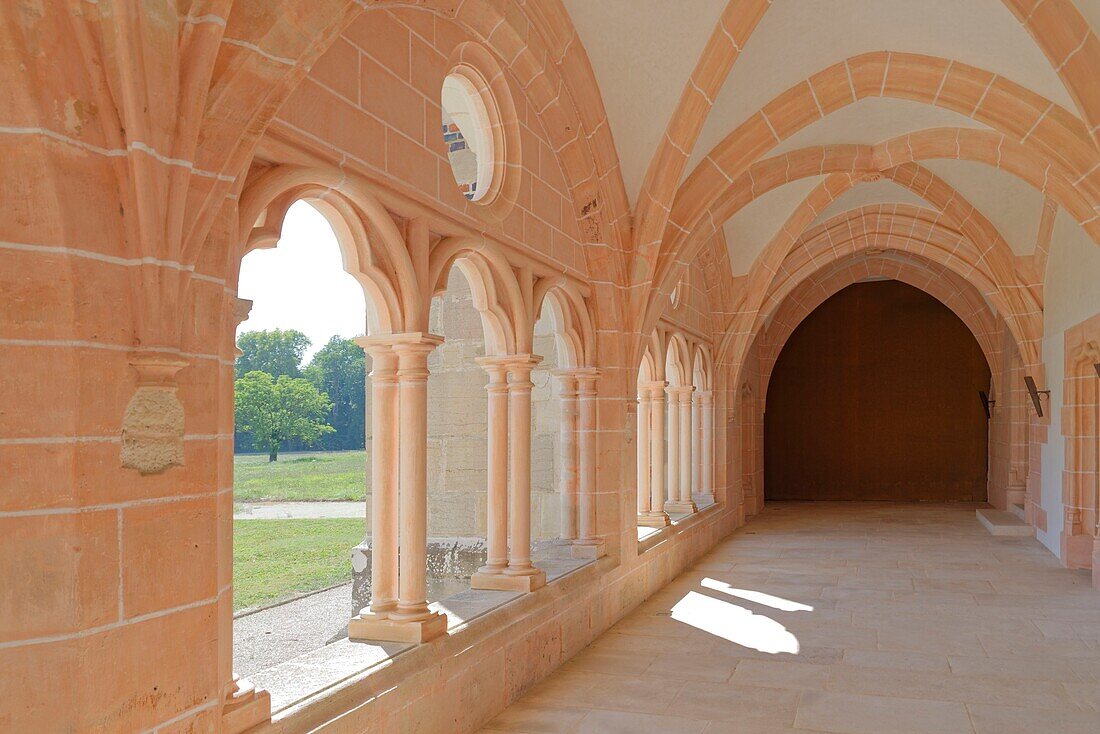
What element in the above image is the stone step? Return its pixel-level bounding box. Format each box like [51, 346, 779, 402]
[976, 508, 1034, 537]
[1010, 502, 1026, 521]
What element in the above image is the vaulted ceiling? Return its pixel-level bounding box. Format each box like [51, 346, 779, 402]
[561, 0, 1100, 340]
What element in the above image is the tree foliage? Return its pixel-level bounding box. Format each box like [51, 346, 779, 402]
[236, 329, 311, 379]
[303, 336, 366, 451]
[234, 371, 335, 461]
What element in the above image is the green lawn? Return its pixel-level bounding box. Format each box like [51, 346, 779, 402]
[233, 518, 365, 611]
[234, 450, 366, 501]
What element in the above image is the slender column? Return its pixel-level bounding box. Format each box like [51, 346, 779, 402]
[637, 388, 652, 516]
[679, 387, 694, 505]
[554, 370, 580, 541]
[665, 385, 681, 512]
[505, 357, 540, 575]
[665, 386, 697, 514]
[691, 390, 702, 498]
[365, 344, 399, 615]
[642, 381, 671, 527]
[348, 333, 446, 643]
[700, 390, 715, 505]
[573, 369, 604, 558]
[476, 358, 510, 575]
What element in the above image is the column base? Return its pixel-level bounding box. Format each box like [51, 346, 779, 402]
[222, 680, 271, 734]
[571, 539, 606, 559]
[664, 500, 698, 514]
[471, 568, 547, 592]
[347, 609, 448, 643]
[693, 492, 716, 507]
[637, 511, 671, 528]
[1093, 537, 1100, 591]
[1061, 531, 1093, 570]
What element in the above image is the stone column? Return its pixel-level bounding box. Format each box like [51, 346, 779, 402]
[349, 334, 447, 643]
[362, 342, 399, 616]
[554, 370, 580, 542]
[691, 389, 702, 498]
[667, 387, 697, 514]
[471, 358, 510, 588]
[699, 390, 715, 506]
[573, 369, 605, 558]
[641, 382, 671, 527]
[665, 385, 681, 513]
[503, 356, 547, 589]
[637, 387, 652, 517]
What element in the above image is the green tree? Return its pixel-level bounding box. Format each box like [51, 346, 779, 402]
[235, 329, 311, 379]
[234, 371, 335, 461]
[304, 336, 366, 450]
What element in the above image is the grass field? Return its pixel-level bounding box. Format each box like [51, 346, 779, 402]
[234, 450, 366, 502]
[233, 518, 365, 611]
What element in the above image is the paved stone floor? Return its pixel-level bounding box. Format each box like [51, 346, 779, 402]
[480, 502, 1100, 734]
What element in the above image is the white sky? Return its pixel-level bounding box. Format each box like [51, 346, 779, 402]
[236, 201, 367, 363]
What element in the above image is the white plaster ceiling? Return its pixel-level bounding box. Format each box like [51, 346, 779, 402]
[921, 159, 1045, 256]
[561, 0, 726, 205]
[769, 98, 988, 158]
[691, 0, 1075, 174]
[811, 180, 929, 227]
[724, 176, 826, 276]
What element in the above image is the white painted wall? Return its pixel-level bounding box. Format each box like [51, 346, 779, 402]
[1038, 210, 1100, 556]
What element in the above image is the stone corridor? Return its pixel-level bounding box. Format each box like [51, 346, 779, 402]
[480, 503, 1100, 734]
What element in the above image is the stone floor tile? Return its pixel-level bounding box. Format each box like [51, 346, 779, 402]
[482, 703, 589, 733]
[794, 691, 973, 733]
[575, 710, 709, 734]
[966, 703, 1100, 734]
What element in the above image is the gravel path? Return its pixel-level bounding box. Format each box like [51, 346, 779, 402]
[233, 501, 364, 520]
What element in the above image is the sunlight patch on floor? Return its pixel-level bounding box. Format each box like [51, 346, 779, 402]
[700, 577, 814, 612]
[670, 589, 800, 654]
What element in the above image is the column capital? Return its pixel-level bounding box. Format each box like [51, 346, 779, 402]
[641, 379, 668, 396]
[356, 332, 444, 351]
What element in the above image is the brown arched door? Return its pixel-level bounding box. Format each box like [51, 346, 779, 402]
[764, 281, 990, 502]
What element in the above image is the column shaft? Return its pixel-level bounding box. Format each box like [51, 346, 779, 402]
[479, 360, 510, 573]
[649, 383, 668, 518]
[637, 389, 652, 514]
[576, 371, 599, 545]
[504, 359, 541, 577]
[665, 385, 680, 510]
[679, 388, 693, 504]
[691, 391, 702, 498]
[557, 373, 579, 541]
[702, 392, 714, 503]
[391, 343, 435, 621]
[367, 347, 399, 615]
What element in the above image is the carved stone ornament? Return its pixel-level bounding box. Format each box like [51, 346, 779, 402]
[121, 354, 189, 475]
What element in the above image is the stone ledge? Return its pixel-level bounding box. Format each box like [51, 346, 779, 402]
[976, 508, 1034, 537]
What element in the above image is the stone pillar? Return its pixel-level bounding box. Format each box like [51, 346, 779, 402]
[699, 390, 715, 506]
[504, 356, 547, 589]
[667, 387, 697, 514]
[637, 387, 652, 517]
[471, 359, 511, 587]
[221, 297, 271, 731]
[573, 369, 605, 558]
[349, 334, 447, 643]
[474, 356, 547, 591]
[665, 385, 681, 513]
[640, 382, 671, 527]
[691, 389, 702, 498]
[554, 370, 580, 542]
[362, 342, 399, 616]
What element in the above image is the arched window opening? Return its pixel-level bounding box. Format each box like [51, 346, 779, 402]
[232, 201, 370, 681]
